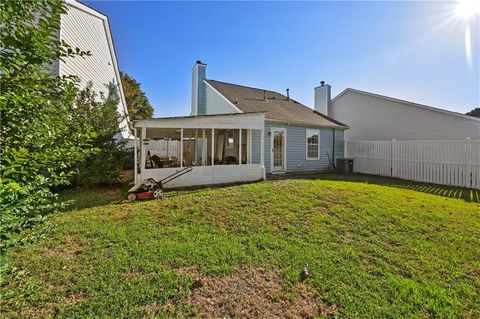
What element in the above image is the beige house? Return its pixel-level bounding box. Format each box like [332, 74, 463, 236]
[54, 0, 131, 139]
[327, 88, 479, 141]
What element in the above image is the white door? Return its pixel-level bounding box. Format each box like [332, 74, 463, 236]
[271, 129, 286, 172]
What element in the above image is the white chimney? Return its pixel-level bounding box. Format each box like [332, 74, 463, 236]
[191, 60, 207, 116]
[314, 81, 331, 116]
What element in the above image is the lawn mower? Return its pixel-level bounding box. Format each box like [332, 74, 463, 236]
[127, 166, 193, 201]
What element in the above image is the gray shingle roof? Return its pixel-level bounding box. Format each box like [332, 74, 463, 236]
[205, 79, 348, 129]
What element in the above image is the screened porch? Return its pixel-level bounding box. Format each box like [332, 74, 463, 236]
[132, 113, 265, 188]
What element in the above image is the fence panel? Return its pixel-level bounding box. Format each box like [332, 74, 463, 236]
[346, 139, 480, 189]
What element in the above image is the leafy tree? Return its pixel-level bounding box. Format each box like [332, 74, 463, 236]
[466, 107, 480, 118]
[120, 71, 154, 119]
[0, 0, 95, 247]
[73, 82, 128, 185]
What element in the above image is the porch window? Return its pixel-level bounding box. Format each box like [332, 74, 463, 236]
[213, 129, 240, 164]
[144, 128, 182, 169]
[182, 128, 212, 167]
[306, 129, 320, 160]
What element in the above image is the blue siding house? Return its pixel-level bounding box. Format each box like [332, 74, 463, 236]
[131, 61, 348, 188]
[194, 61, 348, 174]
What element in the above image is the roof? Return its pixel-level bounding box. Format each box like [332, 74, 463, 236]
[332, 88, 480, 123]
[205, 79, 348, 129]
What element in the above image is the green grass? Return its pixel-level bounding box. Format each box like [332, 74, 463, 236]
[1, 174, 479, 318]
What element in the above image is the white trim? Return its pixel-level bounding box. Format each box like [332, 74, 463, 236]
[211, 129, 215, 166]
[265, 118, 347, 129]
[140, 127, 146, 173]
[270, 127, 287, 173]
[134, 112, 265, 130]
[305, 128, 320, 160]
[248, 129, 252, 164]
[204, 80, 244, 114]
[180, 128, 184, 167]
[239, 129, 242, 165]
[331, 88, 480, 123]
[133, 128, 138, 183]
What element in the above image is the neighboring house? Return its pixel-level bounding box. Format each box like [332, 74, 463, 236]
[132, 61, 348, 188]
[54, 0, 131, 138]
[329, 88, 480, 141]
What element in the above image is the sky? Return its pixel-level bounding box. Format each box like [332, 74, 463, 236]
[85, 0, 479, 117]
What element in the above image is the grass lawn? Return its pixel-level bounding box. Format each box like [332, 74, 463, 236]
[1, 174, 479, 318]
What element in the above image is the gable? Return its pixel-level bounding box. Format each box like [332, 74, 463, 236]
[330, 89, 480, 140]
[60, 1, 131, 137]
[204, 81, 241, 115]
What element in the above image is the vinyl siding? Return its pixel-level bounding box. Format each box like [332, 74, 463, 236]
[197, 67, 207, 115]
[205, 84, 239, 115]
[251, 130, 262, 164]
[59, 3, 130, 137]
[251, 123, 345, 173]
[330, 90, 480, 141]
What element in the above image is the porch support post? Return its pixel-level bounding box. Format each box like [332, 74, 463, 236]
[260, 129, 265, 179]
[239, 129, 242, 165]
[202, 129, 206, 166]
[180, 128, 184, 167]
[194, 129, 198, 166]
[211, 129, 215, 166]
[248, 129, 252, 164]
[140, 127, 146, 174]
[133, 127, 138, 183]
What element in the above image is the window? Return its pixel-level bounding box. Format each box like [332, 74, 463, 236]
[306, 129, 319, 160]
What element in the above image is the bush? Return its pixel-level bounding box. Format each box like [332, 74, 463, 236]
[0, 0, 95, 248]
[73, 83, 129, 185]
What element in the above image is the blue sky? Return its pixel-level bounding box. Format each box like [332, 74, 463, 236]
[86, 1, 479, 117]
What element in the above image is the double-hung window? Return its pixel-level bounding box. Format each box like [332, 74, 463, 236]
[306, 129, 320, 160]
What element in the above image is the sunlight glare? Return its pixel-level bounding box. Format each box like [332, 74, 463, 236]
[456, 0, 480, 19]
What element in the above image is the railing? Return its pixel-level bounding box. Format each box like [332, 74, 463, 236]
[346, 139, 480, 189]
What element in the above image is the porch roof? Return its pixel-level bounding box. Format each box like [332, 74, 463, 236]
[133, 112, 265, 130]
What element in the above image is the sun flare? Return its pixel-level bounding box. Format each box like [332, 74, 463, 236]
[456, 0, 480, 18]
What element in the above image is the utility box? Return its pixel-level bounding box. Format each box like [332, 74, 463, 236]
[336, 158, 353, 174]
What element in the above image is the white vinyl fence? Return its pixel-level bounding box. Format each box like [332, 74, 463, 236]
[345, 139, 480, 189]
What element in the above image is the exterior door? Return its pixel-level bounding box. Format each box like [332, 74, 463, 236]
[271, 129, 286, 172]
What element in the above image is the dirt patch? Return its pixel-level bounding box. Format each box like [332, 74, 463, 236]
[44, 235, 84, 260]
[180, 265, 338, 319]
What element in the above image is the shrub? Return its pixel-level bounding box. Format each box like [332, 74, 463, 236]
[0, 0, 95, 248]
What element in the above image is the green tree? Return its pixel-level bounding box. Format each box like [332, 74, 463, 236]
[120, 71, 154, 119]
[73, 82, 128, 185]
[466, 107, 480, 118]
[0, 0, 95, 247]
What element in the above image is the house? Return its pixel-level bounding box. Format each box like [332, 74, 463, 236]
[132, 61, 348, 188]
[329, 88, 480, 141]
[54, 0, 130, 139]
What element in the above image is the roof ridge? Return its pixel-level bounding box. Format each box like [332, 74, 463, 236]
[206, 79, 282, 95]
[333, 88, 480, 122]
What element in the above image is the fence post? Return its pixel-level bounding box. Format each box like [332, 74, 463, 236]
[466, 137, 471, 188]
[391, 138, 396, 177]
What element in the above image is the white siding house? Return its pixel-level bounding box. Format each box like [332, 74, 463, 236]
[328, 88, 480, 141]
[56, 0, 130, 138]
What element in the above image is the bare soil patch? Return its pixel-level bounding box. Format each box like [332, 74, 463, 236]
[180, 265, 338, 319]
[44, 235, 84, 260]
